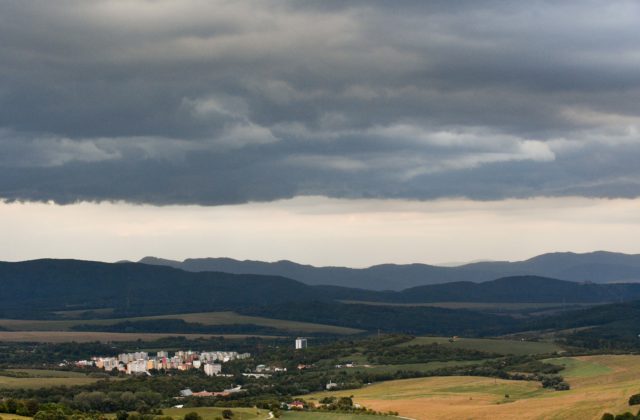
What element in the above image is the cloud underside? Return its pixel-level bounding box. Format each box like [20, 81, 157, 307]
[1, 1, 640, 205]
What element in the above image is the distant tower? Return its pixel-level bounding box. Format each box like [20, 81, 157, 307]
[295, 337, 308, 350]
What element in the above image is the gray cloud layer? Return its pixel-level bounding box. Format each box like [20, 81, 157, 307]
[1, 0, 640, 204]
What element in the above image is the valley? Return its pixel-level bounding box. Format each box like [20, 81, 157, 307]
[1, 256, 640, 419]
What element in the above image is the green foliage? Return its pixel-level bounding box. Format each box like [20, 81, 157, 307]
[0, 342, 123, 366]
[4, 399, 17, 414]
[540, 375, 571, 390]
[366, 343, 494, 364]
[527, 301, 640, 351]
[240, 301, 519, 336]
[319, 397, 335, 405]
[34, 409, 68, 420]
[183, 412, 202, 420]
[629, 393, 640, 406]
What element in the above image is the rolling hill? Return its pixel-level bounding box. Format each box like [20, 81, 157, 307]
[2, 260, 640, 320]
[4, 259, 640, 336]
[138, 251, 640, 290]
[0, 259, 322, 318]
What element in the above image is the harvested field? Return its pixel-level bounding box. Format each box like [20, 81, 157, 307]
[281, 413, 388, 419]
[0, 415, 32, 420]
[303, 355, 640, 420]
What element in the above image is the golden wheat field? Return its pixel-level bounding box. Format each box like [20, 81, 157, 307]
[304, 355, 640, 420]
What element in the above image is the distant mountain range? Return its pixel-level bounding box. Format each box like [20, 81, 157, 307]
[2, 259, 640, 320]
[139, 251, 640, 290]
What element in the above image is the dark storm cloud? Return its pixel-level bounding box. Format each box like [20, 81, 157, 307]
[1, 0, 639, 204]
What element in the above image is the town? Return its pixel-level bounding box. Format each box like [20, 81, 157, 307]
[75, 350, 251, 376]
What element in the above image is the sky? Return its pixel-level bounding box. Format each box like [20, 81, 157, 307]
[1, 1, 639, 266]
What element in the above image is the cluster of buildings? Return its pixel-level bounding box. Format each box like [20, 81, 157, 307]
[178, 385, 243, 398]
[334, 361, 369, 369]
[76, 350, 251, 376]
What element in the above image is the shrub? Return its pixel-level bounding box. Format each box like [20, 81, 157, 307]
[33, 410, 67, 420]
[629, 393, 640, 406]
[184, 412, 202, 420]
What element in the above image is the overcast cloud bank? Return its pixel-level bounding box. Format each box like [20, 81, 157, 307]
[1, 1, 639, 204]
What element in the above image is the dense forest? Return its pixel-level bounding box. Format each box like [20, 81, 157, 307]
[238, 301, 520, 336]
[2, 260, 640, 320]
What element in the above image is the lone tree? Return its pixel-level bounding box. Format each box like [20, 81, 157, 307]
[184, 412, 203, 420]
[629, 393, 640, 406]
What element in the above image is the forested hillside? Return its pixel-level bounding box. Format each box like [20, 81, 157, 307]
[3, 259, 640, 317]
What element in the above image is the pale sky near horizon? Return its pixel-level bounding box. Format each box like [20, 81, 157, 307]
[2, 2, 640, 263]
[2, 196, 639, 267]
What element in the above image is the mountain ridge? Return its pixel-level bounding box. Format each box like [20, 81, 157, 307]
[138, 251, 640, 290]
[3, 260, 640, 320]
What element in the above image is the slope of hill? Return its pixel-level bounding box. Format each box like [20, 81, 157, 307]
[3, 260, 640, 319]
[238, 301, 521, 336]
[391, 276, 640, 303]
[139, 251, 640, 290]
[0, 259, 322, 318]
[4, 259, 640, 336]
[522, 300, 640, 350]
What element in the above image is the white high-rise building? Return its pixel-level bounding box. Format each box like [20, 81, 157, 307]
[295, 338, 308, 349]
[204, 363, 222, 376]
[127, 359, 148, 374]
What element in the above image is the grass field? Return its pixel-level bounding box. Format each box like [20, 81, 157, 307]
[399, 336, 563, 355]
[545, 357, 613, 378]
[0, 369, 103, 389]
[0, 415, 31, 420]
[0, 311, 362, 339]
[302, 355, 640, 420]
[280, 413, 388, 419]
[161, 408, 387, 420]
[162, 407, 269, 420]
[4, 369, 94, 378]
